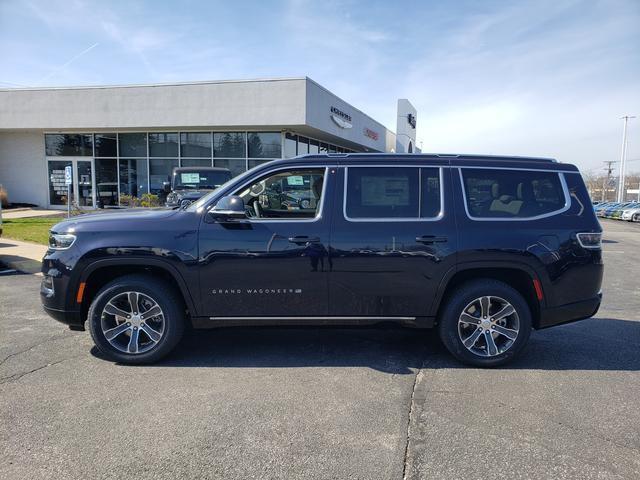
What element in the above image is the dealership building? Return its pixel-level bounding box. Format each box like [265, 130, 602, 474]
[0, 77, 418, 209]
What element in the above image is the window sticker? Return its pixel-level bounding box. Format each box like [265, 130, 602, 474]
[181, 173, 200, 183]
[361, 176, 410, 206]
[287, 175, 304, 186]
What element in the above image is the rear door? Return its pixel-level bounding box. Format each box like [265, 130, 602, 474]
[328, 161, 457, 318]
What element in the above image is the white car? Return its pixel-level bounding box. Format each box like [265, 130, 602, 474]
[621, 206, 640, 222]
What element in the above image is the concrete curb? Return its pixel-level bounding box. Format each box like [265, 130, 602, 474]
[0, 238, 47, 275]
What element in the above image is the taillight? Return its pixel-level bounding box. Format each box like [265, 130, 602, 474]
[576, 232, 602, 249]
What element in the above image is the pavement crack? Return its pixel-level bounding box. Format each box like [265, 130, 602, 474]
[0, 355, 82, 385]
[0, 333, 70, 366]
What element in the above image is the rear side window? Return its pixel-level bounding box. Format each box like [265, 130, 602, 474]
[461, 168, 567, 219]
[345, 167, 441, 219]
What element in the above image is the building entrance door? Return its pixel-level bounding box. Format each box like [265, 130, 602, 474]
[47, 157, 96, 209]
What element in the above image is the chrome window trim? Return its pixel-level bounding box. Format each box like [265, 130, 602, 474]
[342, 165, 445, 222]
[225, 165, 334, 224]
[457, 167, 572, 222]
[209, 316, 416, 321]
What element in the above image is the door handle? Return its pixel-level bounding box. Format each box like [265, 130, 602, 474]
[416, 235, 448, 244]
[288, 235, 320, 245]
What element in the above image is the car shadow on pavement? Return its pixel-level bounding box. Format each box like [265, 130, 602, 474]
[91, 317, 640, 372]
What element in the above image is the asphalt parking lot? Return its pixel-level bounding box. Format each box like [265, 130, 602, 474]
[1, 220, 639, 480]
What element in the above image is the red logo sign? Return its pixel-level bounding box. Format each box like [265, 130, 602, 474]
[363, 128, 379, 141]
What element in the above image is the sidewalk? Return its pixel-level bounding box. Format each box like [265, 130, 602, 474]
[1, 208, 63, 219]
[0, 238, 47, 274]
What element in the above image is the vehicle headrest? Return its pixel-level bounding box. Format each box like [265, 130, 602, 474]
[517, 182, 534, 201]
[491, 183, 500, 198]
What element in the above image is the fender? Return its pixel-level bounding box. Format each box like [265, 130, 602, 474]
[77, 257, 198, 316]
[429, 259, 547, 317]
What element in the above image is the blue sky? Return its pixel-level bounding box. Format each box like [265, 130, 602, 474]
[1, 0, 639, 172]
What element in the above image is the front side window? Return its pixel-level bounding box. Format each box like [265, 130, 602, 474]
[345, 167, 441, 219]
[461, 168, 567, 219]
[235, 168, 325, 220]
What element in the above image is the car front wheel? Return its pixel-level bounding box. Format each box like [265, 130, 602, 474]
[88, 275, 185, 364]
[438, 279, 532, 367]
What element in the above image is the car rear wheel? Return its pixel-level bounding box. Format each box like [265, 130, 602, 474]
[88, 275, 185, 364]
[438, 279, 532, 367]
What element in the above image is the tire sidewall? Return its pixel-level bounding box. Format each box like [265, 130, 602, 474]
[439, 280, 532, 367]
[88, 277, 184, 364]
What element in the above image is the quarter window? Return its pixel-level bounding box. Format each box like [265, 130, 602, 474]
[461, 168, 567, 219]
[345, 167, 441, 219]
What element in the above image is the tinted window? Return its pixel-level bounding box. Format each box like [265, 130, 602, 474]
[149, 158, 179, 194]
[45, 134, 93, 156]
[284, 133, 297, 158]
[180, 132, 211, 157]
[461, 168, 566, 218]
[345, 167, 441, 219]
[248, 132, 281, 158]
[94, 134, 117, 157]
[119, 133, 147, 157]
[149, 133, 178, 157]
[214, 132, 245, 158]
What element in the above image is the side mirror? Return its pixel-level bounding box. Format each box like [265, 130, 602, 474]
[209, 195, 246, 221]
[163, 182, 171, 193]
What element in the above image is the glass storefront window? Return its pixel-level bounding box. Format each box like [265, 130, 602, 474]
[94, 133, 117, 157]
[214, 132, 246, 158]
[319, 142, 328, 154]
[119, 133, 147, 157]
[95, 158, 118, 207]
[120, 158, 149, 199]
[48, 160, 72, 204]
[309, 139, 319, 154]
[298, 136, 309, 155]
[149, 158, 178, 194]
[248, 132, 281, 158]
[149, 133, 179, 157]
[328, 145, 337, 154]
[284, 133, 297, 158]
[214, 159, 246, 178]
[181, 158, 212, 167]
[45, 134, 93, 156]
[180, 132, 211, 157]
[248, 159, 270, 170]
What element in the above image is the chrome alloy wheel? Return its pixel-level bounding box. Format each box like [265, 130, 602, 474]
[100, 291, 165, 354]
[457, 296, 520, 357]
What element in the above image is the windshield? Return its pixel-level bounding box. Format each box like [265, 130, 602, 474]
[173, 170, 231, 190]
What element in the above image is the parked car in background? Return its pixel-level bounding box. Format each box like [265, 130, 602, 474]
[621, 204, 640, 222]
[165, 167, 232, 208]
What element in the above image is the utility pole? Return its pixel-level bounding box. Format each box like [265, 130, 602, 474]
[602, 161, 617, 202]
[617, 115, 636, 202]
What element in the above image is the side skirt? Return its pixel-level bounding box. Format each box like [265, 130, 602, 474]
[190, 316, 435, 329]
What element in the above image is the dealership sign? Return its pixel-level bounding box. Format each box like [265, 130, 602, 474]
[363, 128, 379, 141]
[330, 106, 352, 129]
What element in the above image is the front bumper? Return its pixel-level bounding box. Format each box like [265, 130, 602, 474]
[42, 305, 84, 330]
[538, 293, 602, 329]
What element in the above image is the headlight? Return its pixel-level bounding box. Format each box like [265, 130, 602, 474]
[49, 233, 77, 250]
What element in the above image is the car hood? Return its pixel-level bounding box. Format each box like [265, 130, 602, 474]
[51, 208, 179, 233]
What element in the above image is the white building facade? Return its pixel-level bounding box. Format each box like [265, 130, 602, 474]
[0, 77, 416, 208]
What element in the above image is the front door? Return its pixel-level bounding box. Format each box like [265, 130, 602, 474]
[198, 165, 335, 318]
[328, 164, 457, 318]
[47, 158, 95, 208]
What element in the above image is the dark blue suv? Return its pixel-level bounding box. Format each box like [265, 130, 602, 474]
[41, 154, 603, 367]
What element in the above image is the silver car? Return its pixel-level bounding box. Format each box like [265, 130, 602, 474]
[621, 205, 640, 222]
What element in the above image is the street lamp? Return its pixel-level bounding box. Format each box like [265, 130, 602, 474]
[617, 115, 636, 202]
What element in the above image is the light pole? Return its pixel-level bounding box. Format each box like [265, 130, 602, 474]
[617, 115, 635, 202]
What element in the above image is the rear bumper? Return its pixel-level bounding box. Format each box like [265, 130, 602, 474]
[538, 293, 602, 329]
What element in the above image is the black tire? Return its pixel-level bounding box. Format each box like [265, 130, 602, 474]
[88, 274, 185, 364]
[438, 279, 532, 367]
